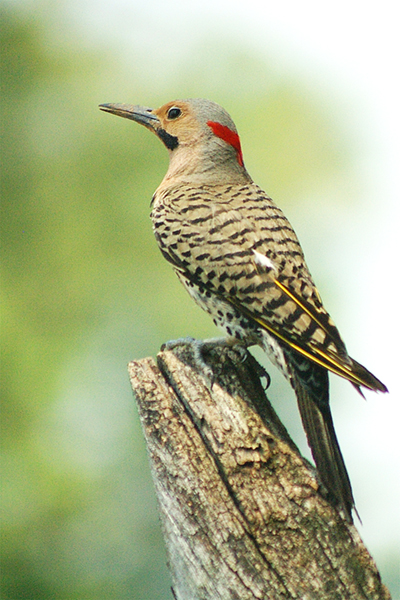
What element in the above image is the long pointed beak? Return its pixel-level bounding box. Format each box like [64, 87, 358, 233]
[100, 102, 179, 151]
[99, 103, 160, 131]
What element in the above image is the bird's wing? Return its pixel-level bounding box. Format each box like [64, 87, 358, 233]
[227, 282, 386, 391]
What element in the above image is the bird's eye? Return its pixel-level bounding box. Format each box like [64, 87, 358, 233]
[167, 107, 182, 120]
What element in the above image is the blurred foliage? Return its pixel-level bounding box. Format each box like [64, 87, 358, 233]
[1, 3, 395, 599]
[1, 6, 172, 598]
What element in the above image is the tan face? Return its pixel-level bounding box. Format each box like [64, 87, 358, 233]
[152, 101, 206, 146]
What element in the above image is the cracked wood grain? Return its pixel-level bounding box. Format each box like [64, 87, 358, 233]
[128, 345, 390, 600]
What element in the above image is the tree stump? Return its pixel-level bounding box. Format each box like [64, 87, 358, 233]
[128, 344, 390, 600]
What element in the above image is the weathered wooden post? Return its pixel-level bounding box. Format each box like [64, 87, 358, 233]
[129, 344, 390, 600]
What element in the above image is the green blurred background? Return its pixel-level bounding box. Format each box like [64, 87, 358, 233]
[1, 1, 398, 598]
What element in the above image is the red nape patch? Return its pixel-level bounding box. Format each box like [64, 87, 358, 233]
[207, 121, 244, 167]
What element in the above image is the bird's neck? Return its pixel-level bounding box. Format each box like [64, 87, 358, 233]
[158, 142, 252, 190]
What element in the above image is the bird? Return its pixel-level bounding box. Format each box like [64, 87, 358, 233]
[99, 98, 387, 522]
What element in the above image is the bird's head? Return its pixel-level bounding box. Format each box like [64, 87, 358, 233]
[100, 98, 251, 185]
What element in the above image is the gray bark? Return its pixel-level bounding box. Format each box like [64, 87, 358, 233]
[128, 344, 391, 600]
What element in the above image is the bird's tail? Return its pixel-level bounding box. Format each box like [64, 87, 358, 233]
[294, 380, 354, 522]
[286, 354, 355, 522]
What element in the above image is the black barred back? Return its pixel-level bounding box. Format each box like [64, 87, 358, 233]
[152, 181, 343, 356]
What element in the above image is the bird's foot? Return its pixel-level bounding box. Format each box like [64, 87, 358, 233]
[161, 336, 247, 388]
[162, 336, 214, 383]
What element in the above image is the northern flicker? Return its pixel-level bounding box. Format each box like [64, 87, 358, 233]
[100, 98, 387, 522]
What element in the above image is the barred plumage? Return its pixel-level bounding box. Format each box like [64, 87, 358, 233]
[100, 98, 387, 522]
